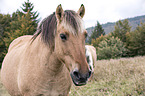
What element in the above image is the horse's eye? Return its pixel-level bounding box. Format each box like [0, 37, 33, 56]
[60, 34, 67, 41]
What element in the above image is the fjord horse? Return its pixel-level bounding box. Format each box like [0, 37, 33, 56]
[1, 4, 91, 96]
[85, 45, 97, 80]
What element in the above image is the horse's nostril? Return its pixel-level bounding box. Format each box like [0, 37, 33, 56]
[73, 71, 79, 79]
[73, 70, 92, 80]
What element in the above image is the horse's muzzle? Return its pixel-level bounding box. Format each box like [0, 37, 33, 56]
[70, 70, 92, 86]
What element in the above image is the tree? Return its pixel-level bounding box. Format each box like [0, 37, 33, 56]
[21, 0, 39, 25]
[1, 0, 39, 68]
[4, 0, 39, 48]
[97, 37, 127, 60]
[4, 12, 36, 48]
[91, 34, 107, 50]
[112, 19, 131, 43]
[89, 21, 105, 43]
[126, 22, 145, 56]
[0, 14, 12, 66]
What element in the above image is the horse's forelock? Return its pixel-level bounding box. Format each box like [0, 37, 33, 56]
[63, 10, 84, 35]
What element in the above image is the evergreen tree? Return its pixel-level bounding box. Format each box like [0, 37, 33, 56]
[96, 21, 105, 37]
[0, 0, 39, 68]
[97, 37, 127, 60]
[0, 14, 12, 66]
[21, 0, 39, 25]
[4, 12, 35, 48]
[112, 19, 131, 43]
[89, 21, 105, 43]
[126, 22, 145, 56]
[0, 14, 11, 37]
[2, 0, 39, 63]
[4, 0, 39, 48]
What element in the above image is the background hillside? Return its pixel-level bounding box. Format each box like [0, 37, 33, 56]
[86, 15, 145, 36]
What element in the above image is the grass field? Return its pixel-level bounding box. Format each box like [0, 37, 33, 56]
[70, 56, 145, 96]
[1, 56, 145, 96]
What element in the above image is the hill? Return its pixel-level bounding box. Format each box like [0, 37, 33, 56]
[86, 15, 145, 36]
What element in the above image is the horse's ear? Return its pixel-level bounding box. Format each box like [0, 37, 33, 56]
[56, 4, 64, 23]
[77, 4, 85, 18]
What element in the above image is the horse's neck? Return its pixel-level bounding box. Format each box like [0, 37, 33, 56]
[29, 35, 65, 75]
[45, 52, 64, 74]
[23, 36, 71, 95]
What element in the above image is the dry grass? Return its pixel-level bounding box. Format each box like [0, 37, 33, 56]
[70, 56, 145, 96]
[0, 56, 145, 96]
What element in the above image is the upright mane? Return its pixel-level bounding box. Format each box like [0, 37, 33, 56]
[32, 10, 83, 50]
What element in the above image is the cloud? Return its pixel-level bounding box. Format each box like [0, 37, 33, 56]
[83, 0, 145, 27]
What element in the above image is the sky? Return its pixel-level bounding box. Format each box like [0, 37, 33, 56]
[0, 0, 145, 28]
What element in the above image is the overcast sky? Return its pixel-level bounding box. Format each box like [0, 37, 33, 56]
[0, 0, 145, 28]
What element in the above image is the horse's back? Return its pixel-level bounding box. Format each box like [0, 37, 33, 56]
[1, 35, 32, 96]
[8, 35, 32, 52]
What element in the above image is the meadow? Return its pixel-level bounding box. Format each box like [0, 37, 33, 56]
[0, 56, 145, 96]
[70, 56, 145, 96]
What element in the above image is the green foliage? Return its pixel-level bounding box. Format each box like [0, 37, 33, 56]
[4, 0, 39, 49]
[97, 37, 127, 60]
[4, 12, 36, 48]
[21, 0, 39, 24]
[126, 22, 145, 56]
[112, 19, 131, 43]
[0, 14, 11, 37]
[91, 34, 107, 50]
[0, 14, 12, 65]
[0, 0, 39, 68]
[89, 21, 105, 43]
[3, 0, 39, 49]
[90, 19, 145, 59]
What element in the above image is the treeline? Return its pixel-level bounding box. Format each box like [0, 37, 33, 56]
[88, 19, 145, 60]
[0, 0, 39, 68]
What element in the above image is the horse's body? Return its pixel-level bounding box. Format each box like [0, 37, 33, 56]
[85, 45, 97, 75]
[1, 5, 91, 96]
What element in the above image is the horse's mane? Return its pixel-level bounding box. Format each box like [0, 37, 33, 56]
[32, 10, 82, 50]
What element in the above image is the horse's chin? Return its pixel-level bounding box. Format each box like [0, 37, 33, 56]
[70, 73, 87, 86]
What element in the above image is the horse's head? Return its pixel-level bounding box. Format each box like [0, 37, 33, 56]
[54, 4, 92, 86]
[35, 4, 92, 86]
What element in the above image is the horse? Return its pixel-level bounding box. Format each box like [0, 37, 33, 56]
[85, 45, 97, 80]
[1, 4, 92, 96]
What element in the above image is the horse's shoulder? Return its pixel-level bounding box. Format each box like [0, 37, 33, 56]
[8, 35, 33, 52]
